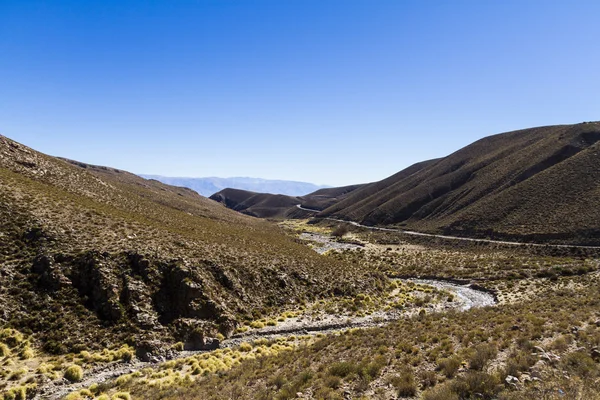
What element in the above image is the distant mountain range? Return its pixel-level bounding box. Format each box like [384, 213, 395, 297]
[211, 122, 600, 245]
[138, 175, 329, 197]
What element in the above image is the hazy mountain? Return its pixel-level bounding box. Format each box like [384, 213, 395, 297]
[138, 175, 329, 197]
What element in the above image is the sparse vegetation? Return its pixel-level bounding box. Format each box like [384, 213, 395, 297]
[1, 131, 600, 400]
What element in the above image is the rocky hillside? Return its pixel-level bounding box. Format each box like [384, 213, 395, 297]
[0, 135, 383, 355]
[319, 122, 600, 245]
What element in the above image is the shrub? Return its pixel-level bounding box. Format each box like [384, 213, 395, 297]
[9, 368, 27, 380]
[388, 367, 417, 397]
[2, 385, 27, 400]
[331, 225, 349, 238]
[64, 365, 84, 382]
[0, 343, 10, 357]
[563, 351, 598, 378]
[438, 356, 461, 378]
[19, 346, 34, 360]
[79, 389, 94, 398]
[420, 369, 437, 388]
[328, 361, 355, 378]
[324, 375, 341, 389]
[452, 371, 500, 400]
[112, 393, 132, 400]
[422, 383, 459, 400]
[468, 343, 497, 371]
[239, 342, 252, 352]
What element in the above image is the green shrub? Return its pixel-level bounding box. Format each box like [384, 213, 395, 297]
[173, 342, 184, 351]
[328, 361, 355, 378]
[563, 351, 598, 378]
[64, 365, 84, 382]
[239, 342, 252, 352]
[324, 375, 341, 389]
[468, 343, 497, 371]
[452, 371, 500, 400]
[422, 383, 459, 400]
[438, 356, 461, 378]
[388, 367, 417, 397]
[2, 385, 27, 400]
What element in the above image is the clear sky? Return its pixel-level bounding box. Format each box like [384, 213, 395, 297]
[1, 1, 599, 186]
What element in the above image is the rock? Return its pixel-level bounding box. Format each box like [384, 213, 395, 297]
[68, 252, 124, 321]
[173, 318, 221, 351]
[520, 373, 532, 383]
[533, 346, 545, 354]
[135, 340, 166, 362]
[32, 254, 63, 290]
[571, 326, 580, 334]
[505, 375, 519, 384]
[592, 347, 600, 360]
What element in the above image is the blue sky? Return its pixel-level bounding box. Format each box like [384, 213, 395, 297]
[1, 1, 599, 186]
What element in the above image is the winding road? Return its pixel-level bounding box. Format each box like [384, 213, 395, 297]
[296, 204, 600, 249]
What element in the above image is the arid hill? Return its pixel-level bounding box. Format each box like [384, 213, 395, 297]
[209, 184, 365, 219]
[0, 135, 383, 354]
[319, 122, 600, 245]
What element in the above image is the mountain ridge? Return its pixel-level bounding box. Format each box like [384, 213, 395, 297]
[319, 122, 600, 244]
[209, 122, 600, 245]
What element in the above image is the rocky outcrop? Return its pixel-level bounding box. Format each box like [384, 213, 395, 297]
[29, 250, 238, 354]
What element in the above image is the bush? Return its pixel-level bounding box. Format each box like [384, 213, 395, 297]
[0, 343, 10, 357]
[4, 386, 28, 400]
[239, 342, 252, 352]
[438, 356, 461, 378]
[324, 375, 341, 389]
[420, 369, 437, 388]
[172, 342, 184, 351]
[452, 371, 500, 400]
[331, 225, 349, 238]
[422, 384, 459, 400]
[64, 365, 84, 382]
[468, 343, 497, 371]
[388, 367, 417, 397]
[328, 362, 355, 378]
[563, 351, 598, 378]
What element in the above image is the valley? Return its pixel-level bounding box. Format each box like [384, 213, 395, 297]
[1, 126, 599, 400]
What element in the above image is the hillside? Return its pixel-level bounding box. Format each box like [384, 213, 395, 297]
[0, 135, 383, 355]
[139, 175, 328, 197]
[209, 184, 365, 219]
[319, 122, 600, 245]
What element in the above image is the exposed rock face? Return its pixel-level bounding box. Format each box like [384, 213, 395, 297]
[174, 319, 221, 351]
[156, 262, 223, 322]
[68, 252, 124, 321]
[31, 254, 64, 290]
[30, 250, 236, 352]
[135, 339, 177, 362]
